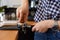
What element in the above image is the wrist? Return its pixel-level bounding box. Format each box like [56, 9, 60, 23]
[47, 20, 55, 28]
[51, 20, 59, 31]
[58, 21, 60, 30]
[21, 1, 29, 8]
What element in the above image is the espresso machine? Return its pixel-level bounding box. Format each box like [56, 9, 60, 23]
[17, 0, 38, 40]
[17, 23, 34, 40]
[4, 0, 38, 21]
[28, 0, 38, 21]
[4, 0, 38, 40]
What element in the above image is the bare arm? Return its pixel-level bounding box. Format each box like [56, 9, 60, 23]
[32, 20, 60, 32]
[16, 0, 29, 23]
[21, 0, 29, 7]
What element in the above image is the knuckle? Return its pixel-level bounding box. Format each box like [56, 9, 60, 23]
[20, 9, 23, 13]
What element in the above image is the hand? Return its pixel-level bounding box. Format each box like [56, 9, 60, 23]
[16, 5, 29, 23]
[32, 20, 54, 33]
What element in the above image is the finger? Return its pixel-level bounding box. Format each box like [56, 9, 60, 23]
[36, 28, 39, 32]
[35, 26, 42, 32]
[39, 28, 48, 33]
[24, 12, 29, 22]
[18, 10, 23, 23]
[16, 8, 20, 19]
[19, 11, 28, 23]
[32, 26, 36, 32]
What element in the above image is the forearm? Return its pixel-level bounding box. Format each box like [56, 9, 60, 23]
[21, 0, 29, 7]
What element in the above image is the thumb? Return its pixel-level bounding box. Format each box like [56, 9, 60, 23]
[16, 8, 20, 19]
[32, 26, 36, 32]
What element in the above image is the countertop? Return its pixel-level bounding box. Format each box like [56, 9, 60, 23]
[0, 21, 36, 30]
[0, 21, 36, 40]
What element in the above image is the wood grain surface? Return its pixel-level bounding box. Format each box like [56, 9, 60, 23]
[0, 21, 36, 40]
[0, 30, 18, 40]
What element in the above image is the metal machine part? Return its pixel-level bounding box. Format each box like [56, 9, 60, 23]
[17, 23, 34, 40]
[17, 23, 32, 34]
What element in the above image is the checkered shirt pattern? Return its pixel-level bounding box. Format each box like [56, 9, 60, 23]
[34, 0, 60, 22]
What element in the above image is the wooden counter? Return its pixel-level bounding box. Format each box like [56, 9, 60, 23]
[0, 30, 18, 40]
[0, 21, 36, 28]
[0, 21, 36, 40]
[3, 21, 36, 26]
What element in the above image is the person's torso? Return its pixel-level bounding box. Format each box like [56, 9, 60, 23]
[34, 0, 60, 22]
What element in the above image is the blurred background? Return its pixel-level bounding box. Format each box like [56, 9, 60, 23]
[0, 0, 38, 21]
[0, 0, 38, 40]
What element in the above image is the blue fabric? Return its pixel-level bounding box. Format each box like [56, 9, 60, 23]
[34, 29, 60, 40]
[34, 0, 60, 22]
[34, 0, 60, 40]
[34, 32, 47, 40]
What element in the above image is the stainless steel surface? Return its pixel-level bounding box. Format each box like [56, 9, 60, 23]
[0, 21, 18, 27]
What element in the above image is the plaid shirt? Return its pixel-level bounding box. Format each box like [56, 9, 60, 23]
[34, 0, 60, 22]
